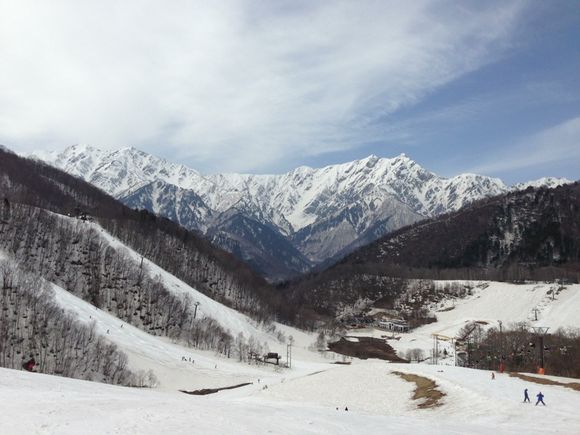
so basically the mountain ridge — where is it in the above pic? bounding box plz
[29,144,573,280]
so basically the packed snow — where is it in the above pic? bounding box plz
[3,220,580,433]
[2,359,579,434]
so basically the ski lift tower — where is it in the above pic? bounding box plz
[530,326,550,374]
[432,333,455,366]
[286,342,292,368]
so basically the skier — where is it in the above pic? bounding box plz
[344,406,348,411]
[491,372,495,380]
[536,392,546,406]
[22,358,36,372]
[523,388,530,403]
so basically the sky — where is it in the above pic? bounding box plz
[0,0,578,183]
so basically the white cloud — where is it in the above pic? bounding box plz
[469,116,580,175]
[0,0,526,171]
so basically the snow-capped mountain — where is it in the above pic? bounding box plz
[30,145,572,280]
[512,176,572,191]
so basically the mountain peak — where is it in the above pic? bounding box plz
[117,145,145,155]
[512,177,573,191]
[66,143,99,153]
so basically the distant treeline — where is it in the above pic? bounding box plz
[458,321,580,379]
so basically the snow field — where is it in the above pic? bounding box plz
[2,360,580,435]
[3,217,580,433]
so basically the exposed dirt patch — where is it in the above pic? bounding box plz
[179,382,252,395]
[509,373,580,392]
[328,337,407,362]
[392,371,445,409]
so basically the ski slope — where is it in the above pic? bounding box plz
[2,360,579,434]
[50,279,333,391]
[84,218,277,343]
[3,219,580,433]
[87,218,323,363]
[1,216,326,391]
[354,281,580,360]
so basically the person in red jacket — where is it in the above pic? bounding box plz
[22,358,36,372]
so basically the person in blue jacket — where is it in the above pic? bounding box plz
[523,388,530,403]
[536,392,546,406]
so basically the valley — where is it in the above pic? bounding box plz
[1,148,578,435]
[2,254,579,433]
[2,2,579,434]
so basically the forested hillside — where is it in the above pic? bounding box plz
[286,183,580,323]
[351,182,580,276]
[0,148,297,379]
[0,259,142,385]
[0,148,282,321]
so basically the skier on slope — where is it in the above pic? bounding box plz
[536,392,546,406]
[523,388,530,403]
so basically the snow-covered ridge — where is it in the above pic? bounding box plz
[28,145,574,268]
[512,176,572,191]
[30,145,571,230]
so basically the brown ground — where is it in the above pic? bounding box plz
[327,337,407,362]
[392,371,445,409]
[509,373,580,392]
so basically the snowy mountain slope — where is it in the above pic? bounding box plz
[1,148,278,319]
[513,177,572,191]
[3,359,580,434]
[0,211,320,390]
[202,154,512,233]
[120,181,314,279]
[120,179,214,232]
[30,145,574,278]
[345,182,580,275]
[74,218,279,342]
[37,144,212,197]
[291,194,424,262]
[49,279,311,391]
[207,210,313,279]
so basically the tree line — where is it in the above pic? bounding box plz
[0,202,238,360]
[457,321,580,378]
[0,259,150,385]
